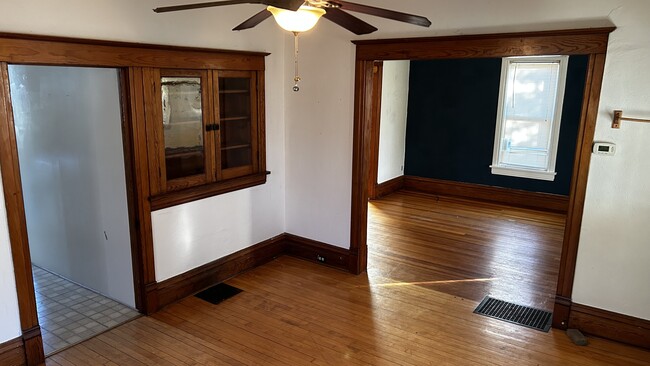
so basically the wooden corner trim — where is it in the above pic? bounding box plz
[149,234,286,312]
[569,303,650,349]
[553,295,572,329]
[373,176,405,199]
[284,233,352,272]
[403,176,569,213]
[0,337,25,366]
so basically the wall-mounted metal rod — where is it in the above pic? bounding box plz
[612,110,650,129]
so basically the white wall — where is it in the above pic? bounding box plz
[377,61,410,184]
[0,170,21,343]
[572,2,650,320]
[283,0,650,320]
[10,65,135,307]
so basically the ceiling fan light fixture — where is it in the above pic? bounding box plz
[267,5,326,33]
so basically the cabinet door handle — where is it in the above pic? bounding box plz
[206,124,220,131]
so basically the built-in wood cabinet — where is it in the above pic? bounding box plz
[144,62,266,209]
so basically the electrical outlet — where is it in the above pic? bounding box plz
[316,255,326,263]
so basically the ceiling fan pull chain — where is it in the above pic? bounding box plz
[293,31,301,92]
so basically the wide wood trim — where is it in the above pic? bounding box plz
[20,327,42,366]
[0,33,267,70]
[353,27,614,60]
[284,233,352,272]
[367,61,383,200]
[0,337,25,366]
[556,53,608,298]
[373,176,405,199]
[349,59,374,275]
[149,234,286,311]
[0,63,46,366]
[150,172,268,210]
[553,295,573,329]
[570,303,650,349]
[350,28,615,325]
[402,176,569,213]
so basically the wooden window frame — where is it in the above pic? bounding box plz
[0,32,268,366]
[351,27,615,330]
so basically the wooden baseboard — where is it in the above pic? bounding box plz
[0,337,25,366]
[284,233,351,272]
[148,234,286,312]
[373,176,405,199]
[403,176,569,213]
[569,303,650,349]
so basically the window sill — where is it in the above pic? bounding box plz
[490,166,556,181]
[150,172,268,211]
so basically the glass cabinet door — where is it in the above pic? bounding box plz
[216,71,258,179]
[159,70,212,188]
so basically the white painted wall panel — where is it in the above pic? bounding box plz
[0,169,21,343]
[377,61,410,184]
[572,3,650,320]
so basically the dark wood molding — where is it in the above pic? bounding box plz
[402,176,569,213]
[556,53,607,299]
[149,173,268,211]
[284,233,352,272]
[373,176,405,199]
[150,234,286,312]
[353,27,615,60]
[0,63,46,366]
[21,327,43,366]
[570,303,650,349]
[0,33,267,70]
[367,61,383,200]
[149,232,353,312]
[0,337,25,366]
[553,295,573,329]
[350,27,615,326]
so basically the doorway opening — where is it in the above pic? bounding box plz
[7,65,140,355]
[349,28,613,328]
[364,54,587,311]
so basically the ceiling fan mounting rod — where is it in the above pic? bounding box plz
[306,0,340,8]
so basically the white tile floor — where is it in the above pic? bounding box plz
[32,265,140,355]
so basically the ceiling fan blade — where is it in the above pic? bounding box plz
[329,1,432,28]
[322,8,377,35]
[233,9,272,31]
[153,0,303,13]
[154,0,262,13]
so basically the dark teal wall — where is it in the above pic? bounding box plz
[404,56,588,196]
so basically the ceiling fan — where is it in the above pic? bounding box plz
[153,0,432,35]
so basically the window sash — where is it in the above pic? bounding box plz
[491,56,568,181]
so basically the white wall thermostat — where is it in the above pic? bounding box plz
[593,142,616,155]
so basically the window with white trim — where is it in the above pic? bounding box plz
[491,56,569,181]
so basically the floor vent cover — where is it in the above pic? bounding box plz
[195,283,242,305]
[474,296,552,332]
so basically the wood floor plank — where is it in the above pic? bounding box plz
[50,192,650,365]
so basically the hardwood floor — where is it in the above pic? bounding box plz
[49,192,650,365]
[368,190,565,311]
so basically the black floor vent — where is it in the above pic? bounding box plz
[195,283,242,305]
[474,296,552,332]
